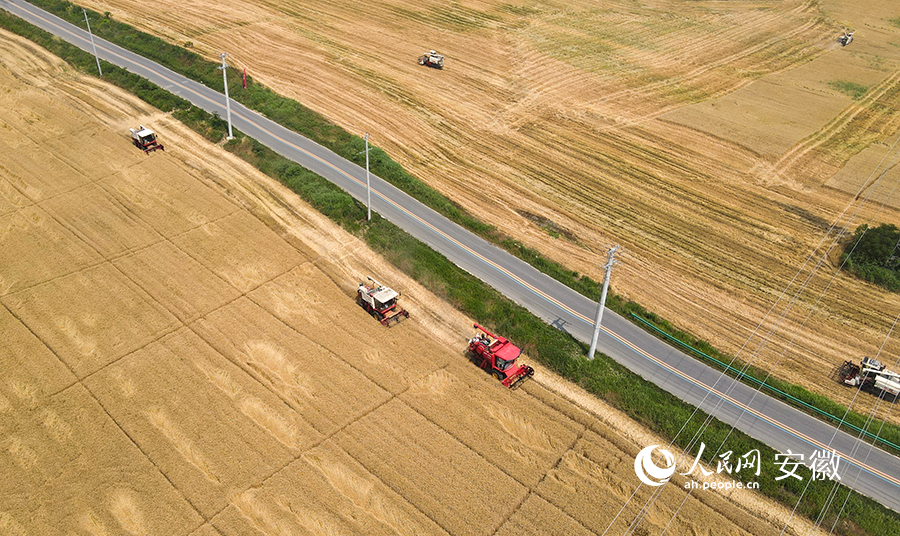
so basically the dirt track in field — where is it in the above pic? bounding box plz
[70,0,900,418]
[0,30,829,535]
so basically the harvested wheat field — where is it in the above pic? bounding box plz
[73,0,900,416]
[0,29,831,535]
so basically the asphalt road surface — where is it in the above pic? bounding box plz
[4,0,900,515]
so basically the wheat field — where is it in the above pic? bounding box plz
[0,29,832,535]
[68,0,900,412]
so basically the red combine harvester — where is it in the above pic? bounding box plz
[467,324,534,389]
[129,125,164,153]
[357,276,409,327]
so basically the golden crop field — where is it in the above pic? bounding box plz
[72,0,900,413]
[0,29,829,535]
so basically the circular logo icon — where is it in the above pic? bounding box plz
[635,445,676,486]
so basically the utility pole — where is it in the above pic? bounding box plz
[83,9,102,76]
[365,133,372,220]
[218,53,234,140]
[358,133,373,220]
[588,245,620,360]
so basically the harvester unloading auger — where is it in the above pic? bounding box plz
[357,277,409,327]
[467,324,534,389]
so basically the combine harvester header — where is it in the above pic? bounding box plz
[467,323,534,389]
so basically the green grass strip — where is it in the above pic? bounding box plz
[3,8,900,534]
[27,0,614,297]
[630,307,900,455]
[829,80,870,100]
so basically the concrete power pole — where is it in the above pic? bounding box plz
[83,9,102,76]
[358,133,374,220]
[218,53,234,140]
[365,133,372,220]
[587,245,620,360]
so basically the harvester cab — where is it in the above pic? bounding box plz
[129,125,164,153]
[357,276,410,327]
[418,50,444,69]
[467,323,534,389]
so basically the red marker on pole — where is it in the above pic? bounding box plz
[242,68,247,89]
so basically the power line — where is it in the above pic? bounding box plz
[612,130,900,535]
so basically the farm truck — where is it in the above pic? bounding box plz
[467,324,534,389]
[357,277,409,327]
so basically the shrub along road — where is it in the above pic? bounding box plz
[4,0,900,513]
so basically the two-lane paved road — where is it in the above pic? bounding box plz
[4,0,900,513]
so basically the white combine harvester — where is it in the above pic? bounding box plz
[417,50,444,69]
[838,30,854,46]
[129,125,164,153]
[357,276,409,327]
[836,357,900,400]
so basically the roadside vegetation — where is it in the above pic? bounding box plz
[3,7,900,534]
[843,223,900,291]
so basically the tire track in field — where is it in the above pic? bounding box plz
[487,422,591,536]
[628,7,788,71]
[588,17,824,110]
[34,127,349,527]
[334,395,598,536]
[209,377,447,534]
[1,297,208,528]
[504,1,826,134]
[224,346,588,535]
[774,69,900,178]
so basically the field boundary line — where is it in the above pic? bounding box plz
[490,424,596,536]
[205,379,433,529]
[1,255,108,301]
[1,300,208,530]
[775,69,900,175]
[243,291,398,397]
[0,143,194,380]
[2,165,188,381]
[398,393,604,535]
[315,391,472,536]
